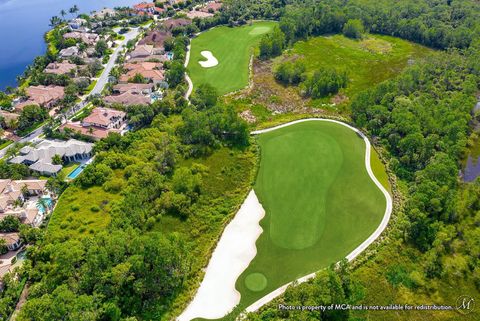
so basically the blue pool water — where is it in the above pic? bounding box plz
[0,0,139,90]
[37,196,52,214]
[68,164,87,179]
[167,52,174,60]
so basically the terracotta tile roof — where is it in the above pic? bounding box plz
[120,62,164,82]
[15,86,65,111]
[129,44,154,58]
[0,233,20,247]
[134,2,155,9]
[138,30,171,48]
[44,62,77,75]
[61,123,117,140]
[163,18,192,29]
[103,92,150,105]
[201,2,222,12]
[113,83,154,94]
[83,107,126,127]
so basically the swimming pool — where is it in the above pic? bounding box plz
[68,164,87,179]
[167,52,174,60]
[37,196,52,214]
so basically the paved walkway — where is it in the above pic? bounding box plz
[246,118,393,313]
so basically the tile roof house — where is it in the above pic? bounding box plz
[201,1,223,13]
[14,85,65,111]
[129,44,156,59]
[0,233,21,251]
[103,92,151,106]
[0,179,47,227]
[92,8,117,19]
[113,83,154,94]
[163,18,192,30]
[9,139,93,176]
[59,46,84,58]
[119,62,165,84]
[138,30,172,49]
[63,32,100,46]
[61,107,127,141]
[186,10,214,19]
[68,18,87,30]
[44,62,77,75]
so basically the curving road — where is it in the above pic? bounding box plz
[184,44,193,101]
[246,118,393,313]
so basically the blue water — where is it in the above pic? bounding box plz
[0,0,139,90]
[67,164,87,179]
[36,196,53,214]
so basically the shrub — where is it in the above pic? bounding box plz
[71,204,80,211]
[90,206,100,212]
[343,19,365,39]
[302,67,348,98]
[274,60,306,85]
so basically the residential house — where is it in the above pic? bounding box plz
[113,83,154,94]
[44,62,77,75]
[103,92,150,106]
[138,30,172,50]
[63,32,99,46]
[92,8,117,19]
[61,107,127,140]
[9,139,93,176]
[0,179,47,227]
[119,62,165,85]
[129,44,155,59]
[163,18,192,30]
[59,46,84,59]
[0,233,21,251]
[68,18,88,31]
[186,10,213,19]
[14,86,65,112]
[200,1,223,13]
[133,2,156,15]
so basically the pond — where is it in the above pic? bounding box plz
[0,0,139,90]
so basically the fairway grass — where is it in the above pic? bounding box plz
[236,121,387,307]
[187,21,277,95]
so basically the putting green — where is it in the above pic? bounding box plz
[187,21,277,95]
[235,120,387,308]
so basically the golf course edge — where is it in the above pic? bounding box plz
[245,118,393,313]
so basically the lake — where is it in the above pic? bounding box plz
[0,0,139,90]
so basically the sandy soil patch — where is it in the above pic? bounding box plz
[198,50,218,68]
[177,190,265,321]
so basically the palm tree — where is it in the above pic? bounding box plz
[36,198,50,214]
[60,9,67,21]
[49,16,61,27]
[69,5,79,17]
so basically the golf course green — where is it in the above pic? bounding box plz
[236,120,387,307]
[187,21,277,95]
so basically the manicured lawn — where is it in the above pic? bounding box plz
[187,21,277,95]
[59,162,80,178]
[370,148,391,193]
[275,34,433,101]
[235,121,387,308]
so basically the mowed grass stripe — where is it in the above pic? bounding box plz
[187,21,276,95]
[236,121,387,307]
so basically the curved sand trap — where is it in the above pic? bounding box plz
[198,50,218,68]
[177,190,265,321]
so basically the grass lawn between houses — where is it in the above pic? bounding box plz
[187,21,277,95]
[233,120,387,310]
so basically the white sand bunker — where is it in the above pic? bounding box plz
[198,50,218,68]
[177,190,265,321]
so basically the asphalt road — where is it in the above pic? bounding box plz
[0,26,144,159]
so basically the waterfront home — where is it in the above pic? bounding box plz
[92,8,117,19]
[9,139,93,176]
[0,233,21,251]
[63,32,99,46]
[61,107,127,140]
[14,86,65,112]
[59,46,84,59]
[44,62,77,75]
[133,2,158,16]
[103,92,150,106]
[68,18,88,31]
